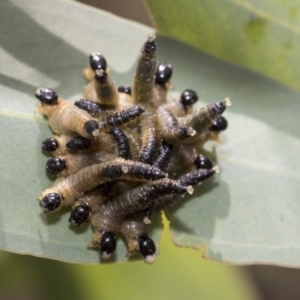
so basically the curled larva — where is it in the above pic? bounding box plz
[157,105,196,142]
[89,178,191,255]
[178,97,231,136]
[35,88,100,138]
[39,159,167,212]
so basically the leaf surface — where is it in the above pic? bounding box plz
[0,0,299,266]
[145,0,300,91]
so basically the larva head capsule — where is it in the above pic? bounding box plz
[69,204,91,227]
[89,53,107,72]
[180,89,199,107]
[99,232,117,259]
[139,236,156,264]
[118,85,132,95]
[35,88,58,105]
[194,155,213,170]
[155,63,173,85]
[41,137,59,152]
[210,116,228,132]
[40,193,62,213]
[45,157,67,175]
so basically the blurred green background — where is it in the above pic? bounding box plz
[1,1,300,299]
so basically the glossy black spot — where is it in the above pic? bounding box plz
[89,53,107,71]
[210,116,228,131]
[139,236,156,258]
[41,138,58,152]
[83,120,99,135]
[194,155,213,170]
[69,204,91,227]
[35,88,58,105]
[45,157,67,175]
[66,136,92,151]
[40,193,61,213]
[99,232,117,257]
[155,63,173,85]
[180,89,198,106]
[117,85,131,95]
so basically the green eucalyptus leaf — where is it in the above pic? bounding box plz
[145,0,300,91]
[0,0,299,266]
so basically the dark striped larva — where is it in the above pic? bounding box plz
[36,34,230,264]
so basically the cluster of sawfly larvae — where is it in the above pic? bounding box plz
[35,34,230,264]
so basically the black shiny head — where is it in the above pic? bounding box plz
[194,155,213,170]
[45,157,67,175]
[40,193,61,213]
[117,85,132,95]
[180,89,198,106]
[99,232,117,258]
[89,53,107,71]
[155,63,173,85]
[41,138,59,152]
[83,120,99,136]
[69,204,91,227]
[35,88,58,105]
[139,236,156,263]
[210,116,228,131]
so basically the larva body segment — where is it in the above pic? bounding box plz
[132,34,157,106]
[122,127,141,161]
[99,106,145,129]
[74,99,115,118]
[139,107,161,164]
[94,69,119,105]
